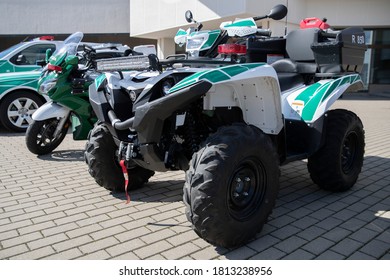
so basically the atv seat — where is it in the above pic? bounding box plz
[271,28,321,91]
[271,59,304,92]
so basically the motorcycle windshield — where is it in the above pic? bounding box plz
[48,32,84,66]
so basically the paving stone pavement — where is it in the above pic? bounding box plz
[0,94,389,260]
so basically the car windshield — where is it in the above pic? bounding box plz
[51,32,84,58]
[0,42,25,59]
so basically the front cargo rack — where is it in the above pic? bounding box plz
[96,55,152,72]
[96,53,239,73]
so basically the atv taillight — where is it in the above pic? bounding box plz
[218,44,247,55]
[47,64,62,72]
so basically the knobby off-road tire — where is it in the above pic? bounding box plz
[84,123,154,192]
[183,124,280,248]
[25,118,69,155]
[308,109,365,192]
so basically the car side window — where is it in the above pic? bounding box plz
[10,44,56,65]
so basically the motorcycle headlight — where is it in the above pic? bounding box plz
[39,79,58,94]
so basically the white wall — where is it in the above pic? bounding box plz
[0,0,130,35]
[130,0,248,39]
[306,0,390,27]
[130,0,390,57]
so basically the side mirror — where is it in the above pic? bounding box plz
[16,54,27,65]
[36,60,47,67]
[267,4,288,20]
[185,10,193,23]
[45,48,53,63]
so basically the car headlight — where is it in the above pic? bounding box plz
[39,79,57,94]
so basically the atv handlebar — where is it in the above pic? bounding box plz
[108,110,134,130]
[256,29,272,37]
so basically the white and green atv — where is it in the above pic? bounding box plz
[85,9,366,248]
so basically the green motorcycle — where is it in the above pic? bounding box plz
[25,32,126,155]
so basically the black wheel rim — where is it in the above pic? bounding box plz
[341,131,358,174]
[227,158,267,221]
[37,119,61,147]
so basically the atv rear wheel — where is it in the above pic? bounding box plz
[308,109,365,192]
[25,118,69,155]
[183,124,280,248]
[84,123,154,192]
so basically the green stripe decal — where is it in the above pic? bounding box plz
[201,70,230,83]
[224,19,256,28]
[176,29,187,36]
[94,74,106,88]
[295,74,361,122]
[168,63,265,93]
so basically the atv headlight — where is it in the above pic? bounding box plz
[187,37,206,50]
[39,79,57,94]
[162,78,175,95]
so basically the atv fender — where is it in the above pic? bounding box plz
[204,77,283,135]
[32,101,70,121]
[283,74,364,123]
[168,64,284,135]
[133,80,212,143]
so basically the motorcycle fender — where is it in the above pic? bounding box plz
[32,102,71,121]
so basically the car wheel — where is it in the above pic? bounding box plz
[0,91,44,132]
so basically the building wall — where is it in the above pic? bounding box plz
[130,0,390,58]
[0,0,130,35]
[0,0,156,52]
[306,0,390,28]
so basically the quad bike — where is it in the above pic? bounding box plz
[25,32,137,155]
[80,4,288,191]
[84,7,366,247]
[173,4,287,61]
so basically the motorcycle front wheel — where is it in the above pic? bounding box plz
[25,118,70,155]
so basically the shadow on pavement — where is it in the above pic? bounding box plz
[37,149,85,162]
[111,179,185,203]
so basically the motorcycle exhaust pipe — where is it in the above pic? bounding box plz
[108,110,134,130]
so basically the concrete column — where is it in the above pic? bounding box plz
[157,37,176,59]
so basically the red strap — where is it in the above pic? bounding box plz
[119,160,131,204]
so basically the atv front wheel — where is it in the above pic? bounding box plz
[183,124,280,248]
[308,109,365,192]
[25,118,69,155]
[84,123,154,192]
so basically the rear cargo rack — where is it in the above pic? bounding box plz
[311,27,367,73]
